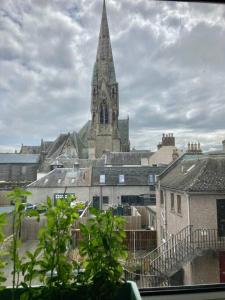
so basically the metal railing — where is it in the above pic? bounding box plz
[125,226,225,288]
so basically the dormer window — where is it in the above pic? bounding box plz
[119,174,125,184]
[100,174,105,184]
[148,174,156,185]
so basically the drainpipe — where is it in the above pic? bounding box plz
[164,190,168,241]
[187,193,191,233]
[186,193,190,226]
[100,185,103,210]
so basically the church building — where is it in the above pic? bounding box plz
[20,0,130,168]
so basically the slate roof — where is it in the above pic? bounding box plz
[92,165,165,186]
[28,167,91,188]
[104,151,152,166]
[0,154,40,164]
[160,154,225,193]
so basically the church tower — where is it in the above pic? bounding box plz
[88,0,121,159]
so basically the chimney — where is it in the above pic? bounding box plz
[222,140,225,152]
[186,141,202,153]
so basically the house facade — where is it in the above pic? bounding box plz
[27,165,165,211]
[156,153,225,285]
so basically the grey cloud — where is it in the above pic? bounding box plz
[0,0,225,153]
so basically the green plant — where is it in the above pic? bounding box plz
[38,196,81,289]
[79,208,127,300]
[7,189,31,292]
[20,247,42,300]
[0,213,7,287]
[7,188,39,299]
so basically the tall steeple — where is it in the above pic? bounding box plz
[93,0,116,84]
[88,0,121,159]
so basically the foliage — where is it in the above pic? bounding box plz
[38,196,81,288]
[0,213,7,287]
[7,188,39,299]
[0,188,129,299]
[79,208,127,300]
[7,188,32,291]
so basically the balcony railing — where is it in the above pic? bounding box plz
[125,226,225,288]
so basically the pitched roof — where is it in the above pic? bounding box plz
[0,154,40,164]
[160,154,225,193]
[104,151,152,166]
[92,165,165,186]
[28,167,91,188]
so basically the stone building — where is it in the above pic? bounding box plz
[20,0,129,168]
[0,153,39,190]
[0,153,40,204]
[155,152,225,285]
[88,0,130,158]
[27,164,165,210]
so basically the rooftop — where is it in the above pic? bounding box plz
[0,154,40,164]
[160,153,225,193]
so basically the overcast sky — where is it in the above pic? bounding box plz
[0,0,225,152]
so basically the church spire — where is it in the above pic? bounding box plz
[88,0,121,159]
[93,0,116,84]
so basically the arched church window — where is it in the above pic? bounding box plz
[105,106,108,124]
[92,112,95,122]
[100,104,104,124]
[93,88,96,96]
[100,103,108,124]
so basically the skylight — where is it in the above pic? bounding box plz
[119,174,125,184]
[100,174,105,184]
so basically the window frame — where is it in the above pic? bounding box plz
[99,174,106,184]
[170,193,175,211]
[118,174,125,184]
[177,194,182,214]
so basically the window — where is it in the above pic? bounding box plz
[71,178,75,184]
[103,196,109,204]
[148,174,156,185]
[57,178,62,184]
[54,193,75,204]
[160,190,164,205]
[118,174,125,184]
[100,103,108,124]
[44,178,48,184]
[177,195,181,214]
[93,196,100,209]
[99,174,105,184]
[171,193,174,210]
[121,195,143,206]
